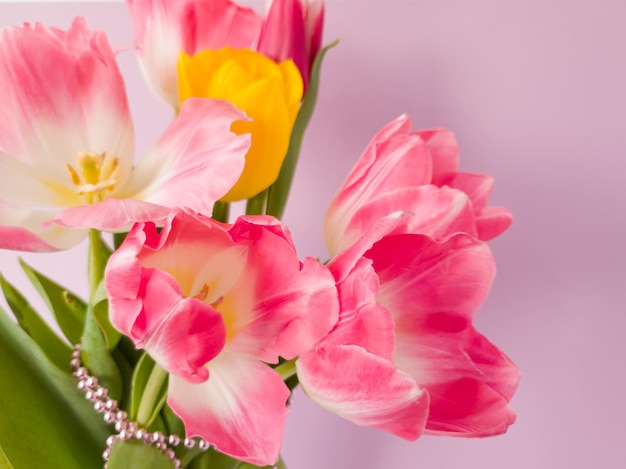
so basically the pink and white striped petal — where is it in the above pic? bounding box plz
[106,221,226,382]
[0,18,133,174]
[371,233,496,324]
[118,98,249,216]
[168,351,289,466]
[325,116,432,253]
[368,233,519,435]
[297,345,429,440]
[326,256,395,360]
[395,326,519,436]
[0,202,86,251]
[225,215,339,362]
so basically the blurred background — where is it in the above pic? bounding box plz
[0,1,624,468]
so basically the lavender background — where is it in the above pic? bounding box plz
[0,1,625,468]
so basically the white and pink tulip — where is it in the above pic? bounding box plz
[0,18,249,251]
[105,209,339,465]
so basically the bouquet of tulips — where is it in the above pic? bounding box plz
[0,1,520,468]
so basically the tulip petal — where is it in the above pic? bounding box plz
[396,326,519,436]
[127,0,262,106]
[0,18,133,175]
[417,128,459,185]
[119,98,249,214]
[106,221,226,382]
[475,206,513,241]
[258,0,309,87]
[371,233,495,323]
[137,269,225,383]
[297,345,429,440]
[168,351,289,466]
[368,233,519,435]
[0,206,84,252]
[50,198,171,231]
[227,216,338,361]
[327,256,395,360]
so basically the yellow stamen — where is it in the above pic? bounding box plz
[66,151,120,204]
[193,284,209,302]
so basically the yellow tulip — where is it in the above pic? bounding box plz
[178,47,303,202]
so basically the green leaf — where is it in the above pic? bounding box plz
[162,404,185,438]
[111,349,133,411]
[81,306,123,400]
[0,274,71,370]
[0,446,14,469]
[19,258,87,344]
[107,440,175,469]
[188,448,240,469]
[130,353,168,427]
[0,305,109,468]
[113,231,129,250]
[187,449,286,469]
[266,39,339,220]
[237,459,286,469]
[93,280,122,350]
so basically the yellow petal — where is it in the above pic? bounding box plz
[177,47,304,201]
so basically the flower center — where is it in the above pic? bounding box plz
[66,151,120,204]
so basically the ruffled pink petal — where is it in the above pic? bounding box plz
[446,172,494,211]
[325,118,433,253]
[168,351,289,466]
[348,186,477,249]
[367,233,519,435]
[138,269,225,383]
[371,233,496,324]
[106,220,226,382]
[0,201,87,251]
[49,198,171,231]
[297,345,429,440]
[416,128,459,185]
[475,206,513,241]
[326,256,395,360]
[329,115,425,196]
[127,0,261,106]
[118,98,249,215]
[227,216,339,362]
[396,325,519,436]
[0,18,133,174]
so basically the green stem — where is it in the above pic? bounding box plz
[213,201,230,223]
[245,189,268,215]
[136,364,168,426]
[88,229,106,303]
[274,358,298,381]
[266,40,339,220]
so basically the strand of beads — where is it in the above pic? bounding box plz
[71,344,210,468]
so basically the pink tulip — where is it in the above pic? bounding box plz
[0,18,249,251]
[126,0,263,106]
[258,0,324,91]
[325,115,512,256]
[319,117,520,436]
[105,209,339,465]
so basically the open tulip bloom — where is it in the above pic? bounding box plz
[0,2,519,469]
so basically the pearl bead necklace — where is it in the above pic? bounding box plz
[70,344,210,468]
